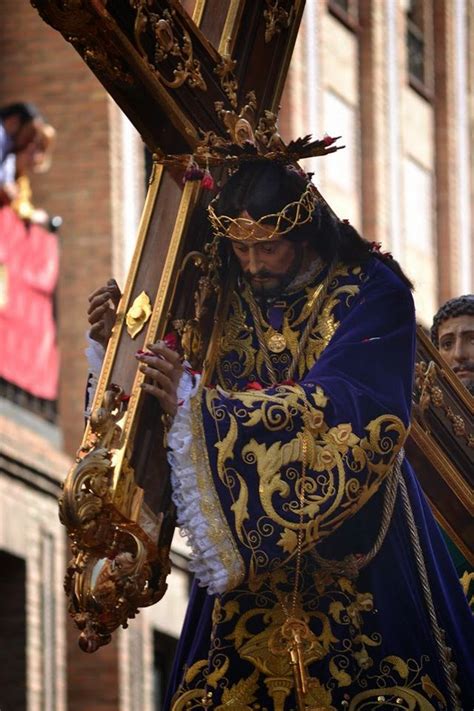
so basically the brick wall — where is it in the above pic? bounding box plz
[0,1,114,456]
[0,3,120,709]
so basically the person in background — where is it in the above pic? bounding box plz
[11,122,56,226]
[431,294,474,395]
[0,102,43,206]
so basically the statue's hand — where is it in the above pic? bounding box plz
[87,279,122,348]
[135,341,183,417]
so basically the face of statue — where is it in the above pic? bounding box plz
[438,314,474,391]
[227,212,305,297]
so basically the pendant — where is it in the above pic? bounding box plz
[267,331,287,353]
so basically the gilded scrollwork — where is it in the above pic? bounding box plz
[210,384,405,562]
[59,385,127,551]
[172,561,445,709]
[215,91,258,147]
[263,0,295,44]
[214,55,238,109]
[173,242,222,368]
[64,530,170,653]
[131,3,207,91]
[59,447,114,549]
[216,266,362,388]
[58,381,169,651]
[414,359,472,447]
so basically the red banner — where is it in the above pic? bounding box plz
[0,206,59,400]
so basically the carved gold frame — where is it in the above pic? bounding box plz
[59,167,202,650]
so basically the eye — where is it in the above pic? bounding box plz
[261,245,276,254]
[232,243,247,253]
[440,339,453,350]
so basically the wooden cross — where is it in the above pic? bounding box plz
[30,0,306,651]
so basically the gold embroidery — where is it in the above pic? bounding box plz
[216,291,255,386]
[190,388,245,589]
[215,265,363,387]
[215,669,259,710]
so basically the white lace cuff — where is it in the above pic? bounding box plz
[168,372,242,595]
[85,333,105,375]
[84,333,105,418]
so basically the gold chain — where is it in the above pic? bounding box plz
[268,430,327,710]
[245,262,338,384]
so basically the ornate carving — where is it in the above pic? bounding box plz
[59,385,127,550]
[83,46,134,86]
[87,384,126,451]
[59,448,114,549]
[65,530,170,653]
[173,241,221,369]
[59,378,169,651]
[215,91,258,146]
[214,55,238,108]
[126,290,152,338]
[132,3,206,90]
[263,0,294,44]
[31,1,134,87]
[414,360,472,447]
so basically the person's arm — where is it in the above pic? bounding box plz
[168,268,416,594]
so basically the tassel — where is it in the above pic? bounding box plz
[201,163,215,190]
[183,156,204,184]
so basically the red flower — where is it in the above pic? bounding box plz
[322,134,338,146]
[245,380,263,390]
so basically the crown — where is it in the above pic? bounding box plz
[155,92,344,241]
[155,91,344,171]
[207,181,320,241]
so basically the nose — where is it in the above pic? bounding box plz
[247,247,261,275]
[452,336,467,364]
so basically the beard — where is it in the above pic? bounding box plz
[244,243,304,298]
[453,363,474,393]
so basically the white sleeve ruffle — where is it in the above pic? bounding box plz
[84,334,105,418]
[167,372,232,595]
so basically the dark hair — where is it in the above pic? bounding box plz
[0,102,41,125]
[215,161,413,289]
[431,294,474,347]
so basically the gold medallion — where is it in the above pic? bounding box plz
[267,331,287,353]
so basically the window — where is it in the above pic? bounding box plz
[153,630,178,710]
[327,0,358,29]
[406,0,433,97]
[0,552,27,710]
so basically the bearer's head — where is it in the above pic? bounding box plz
[0,102,43,154]
[431,295,474,393]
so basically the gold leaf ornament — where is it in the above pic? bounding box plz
[216,668,259,710]
[126,291,152,338]
[230,472,250,541]
[277,527,298,554]
[383,655,410,679]
[328,658,352,688]
[420,674,447,706]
